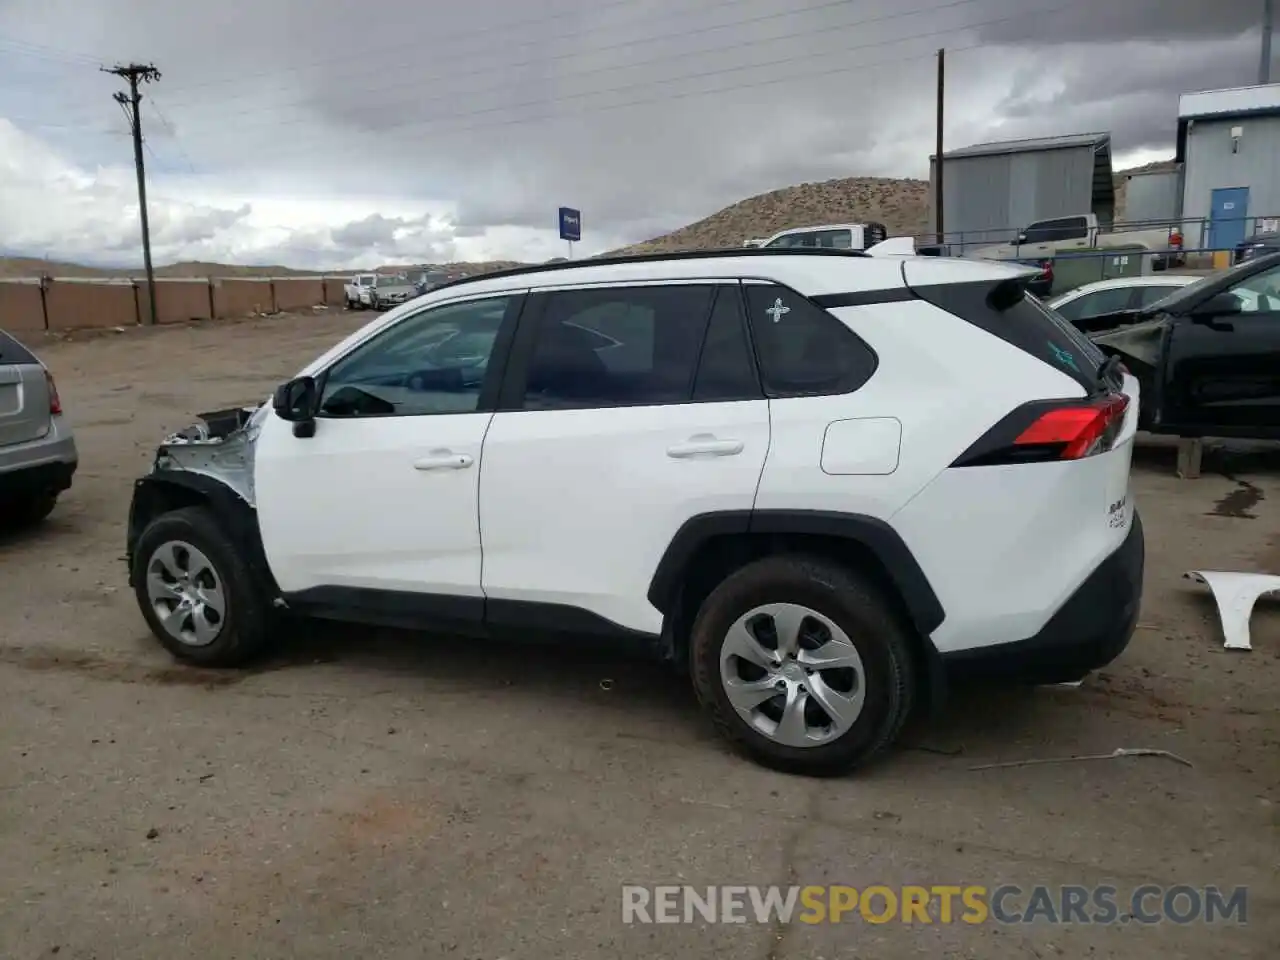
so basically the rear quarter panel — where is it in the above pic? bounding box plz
[754,298,1085,522]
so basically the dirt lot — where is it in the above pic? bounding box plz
[1,310,1278,959]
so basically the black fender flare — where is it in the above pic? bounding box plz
[646,509,945,638]
[126,472,279,597]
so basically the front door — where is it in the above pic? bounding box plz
[1162,261,1280,439]
[1209,187,1250,250]
[478,281,770,636]
[254,292,525,613]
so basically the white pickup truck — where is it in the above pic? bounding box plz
[966,213,1185,267]
[343,274,378,310]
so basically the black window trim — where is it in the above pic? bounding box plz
[496,278,755,413]
[313,290,528,420]
[740,277,880,399]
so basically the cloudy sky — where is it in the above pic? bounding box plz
[0,0,1273,269]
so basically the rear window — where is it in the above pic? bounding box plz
[913,280,1103,390]
[0,331,38,365]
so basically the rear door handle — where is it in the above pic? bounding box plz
[413,451,474,471]
[666,436,744,459]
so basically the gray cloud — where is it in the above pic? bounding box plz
[0,0,1275,262]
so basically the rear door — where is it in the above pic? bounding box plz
[0,333,51,448]
[478,281,769,636]
[1160,261,1280,438]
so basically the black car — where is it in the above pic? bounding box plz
[1233,230,1280,264]
[1085,251,1280,438]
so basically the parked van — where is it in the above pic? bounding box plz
[756,222,889,252]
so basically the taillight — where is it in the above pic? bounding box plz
[45,369,62,415]
[1168,228,1183,249]
[952,394,1129,467]
[1041,259,1054,282]
[1013,395,1129,460]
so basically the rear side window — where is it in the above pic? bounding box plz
[1135,285,1184,308]
[1024,217,1089,243]
[743,284,877,397]
[913,281,1104,390]
[520,285,714,410]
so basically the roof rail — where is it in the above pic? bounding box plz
[426,246,872,295]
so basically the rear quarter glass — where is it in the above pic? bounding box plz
[911,279,1103,391]
[0,331,39,365]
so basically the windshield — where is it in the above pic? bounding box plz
[359,275,376,285]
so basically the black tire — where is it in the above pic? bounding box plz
[131,505,272,667]
[689,555,916,777]
[2,491,57,530]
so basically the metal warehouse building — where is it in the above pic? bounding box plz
[928,132,1116,246]
[1178,83,1280,250]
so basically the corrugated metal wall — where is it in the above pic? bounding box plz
[1122,171,1182,223]
[929,146,1096,244]
[1182,115,1280,245]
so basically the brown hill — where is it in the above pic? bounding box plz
[613,160,1179,255]
[614,176,931,255]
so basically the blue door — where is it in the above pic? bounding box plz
[1209,187,1250,250]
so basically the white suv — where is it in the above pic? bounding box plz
[126,248,1144,776]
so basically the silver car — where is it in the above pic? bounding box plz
[0,330,77,526]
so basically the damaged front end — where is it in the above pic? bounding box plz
[151,402,270,506]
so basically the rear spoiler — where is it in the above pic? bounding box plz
[864,237,918,257]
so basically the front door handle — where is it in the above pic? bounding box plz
[666,435,744,459]
[414,450,474,471]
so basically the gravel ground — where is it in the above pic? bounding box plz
[1,309,1277,959]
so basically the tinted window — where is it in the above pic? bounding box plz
[318,295,515,417]
[815,230,854,249]
[1023,217,1089,243]
[693,287,760,402]
[521,285,714,409]
[743,284,877,396]
[1054,287,1134,322]
[915,283,1103,390]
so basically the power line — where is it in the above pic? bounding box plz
[0,33,102,67]
[147,97,199,175]
[185,0,1098,167]
[102,62,162,327]
[160,0,763,100]
[160,0,989,135]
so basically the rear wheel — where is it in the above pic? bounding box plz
[132,506,272,667]
[690,555,915,776]
[2,491,57,529]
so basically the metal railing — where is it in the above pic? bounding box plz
[1016,245,1245,298]
[920,214,1280,257]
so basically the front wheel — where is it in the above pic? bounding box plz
[131,506,272,667]
[690,555,916,776]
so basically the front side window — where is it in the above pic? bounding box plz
[318,295,516,417]
[521,285,715,410]
[1224,263,1280,313]
[1054,287,1134,323]
[743,284,877,396]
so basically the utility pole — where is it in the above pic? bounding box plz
[102,62,161,325]
[934,48,945,245]
[1262,0,1274,85]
